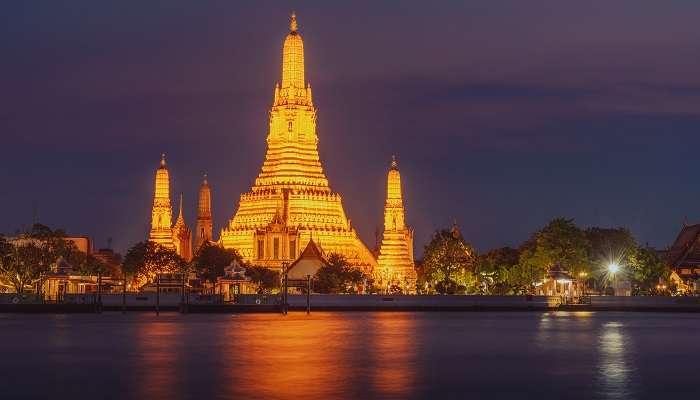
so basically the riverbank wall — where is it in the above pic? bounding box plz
[4,294,700,313]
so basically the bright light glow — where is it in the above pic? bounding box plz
[608,263,620,274]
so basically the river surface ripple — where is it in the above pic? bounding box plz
[0,311,697,399]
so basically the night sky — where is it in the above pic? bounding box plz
[2,1,700,256]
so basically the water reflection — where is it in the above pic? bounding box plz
[135,315,182,399]
[369,313,416,399]
[222,313,357,398]
[597,322,633,399]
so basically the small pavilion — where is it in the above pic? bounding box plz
[535,263,581,301]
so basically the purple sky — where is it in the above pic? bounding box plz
[2,1,700,255]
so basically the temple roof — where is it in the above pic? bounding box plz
[289,239,326,267]
[287,239,328,278]
[666,223,700,268]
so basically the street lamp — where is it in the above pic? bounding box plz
[607,263,620,296]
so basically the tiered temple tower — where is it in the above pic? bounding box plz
[149,154,175,250]
[148,154,192,260]
[377,156,417,292]
[220,13,377,271]
[173,194,192,261]
[195,174,213,251]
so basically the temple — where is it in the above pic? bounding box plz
[195,174,213,251]
[219,13,377,271]
[376,156,417,292]
[148,154,192,260]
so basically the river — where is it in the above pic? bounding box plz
[0,311,698,399]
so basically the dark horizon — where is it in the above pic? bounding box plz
[2,1,700,255]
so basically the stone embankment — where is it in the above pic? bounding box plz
[3,294,700,313]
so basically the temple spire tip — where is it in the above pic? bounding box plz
[290,11,298,32]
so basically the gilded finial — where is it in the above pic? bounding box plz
[290,11,298,32]
[451,219,460,238]
[203,173,208,185]
[160,153,166,167]
[178,193,184,220]
[391,155,398,170]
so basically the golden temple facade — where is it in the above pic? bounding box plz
[220,13,377,271]
[377,156,417,292]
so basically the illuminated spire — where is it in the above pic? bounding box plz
[154,154,170,200]
[149,154,174,249]
[175,193,185,224]
[385,155,404,228]
[387,156,403,204]
[290,11,298,32]
[282,12,304,89]
[377,155,416,292]
[196,173,213,250]
[198,174,211,218]
[172,193,192,261]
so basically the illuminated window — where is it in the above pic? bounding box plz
[257,239,265,259]
[273,238,280,259]
[290,239,296,259]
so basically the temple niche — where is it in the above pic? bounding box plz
[219,13,377,272]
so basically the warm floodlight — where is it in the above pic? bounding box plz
[608,263,620,274]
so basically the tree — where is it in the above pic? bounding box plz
[420,228,477,294]
[75,254,109,276]
[245,266,279,294]
[190,242,243,283]
[519,218,590,279]
[122,241,186,287]
[0,242,45,294]
[314,253,366,294]
[476,247,520,294]
[628,247,669,295]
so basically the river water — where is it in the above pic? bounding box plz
[0,311,697,399]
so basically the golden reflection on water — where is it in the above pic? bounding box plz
[536,311,595,351]
[223,313,356,399]
[598,322,632,400]
[216,312,417,399]
[136,316,182,399]
[369,313,415,399]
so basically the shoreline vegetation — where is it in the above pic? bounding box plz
[0,218,685,303]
